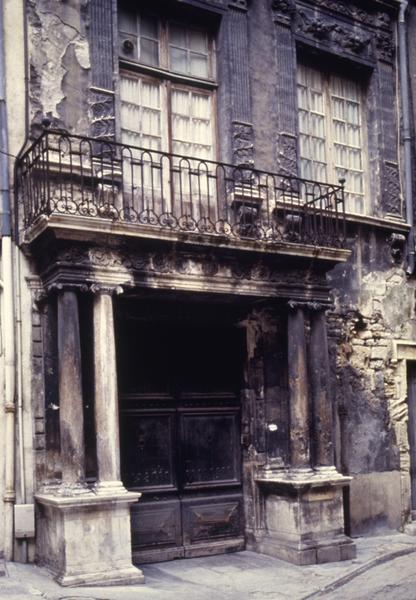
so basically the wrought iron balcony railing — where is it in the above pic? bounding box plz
[16,130,346,249]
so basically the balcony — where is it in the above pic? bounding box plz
[17,130,346,255]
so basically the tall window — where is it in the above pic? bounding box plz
[118,11,215,160]
[297,63,366,214]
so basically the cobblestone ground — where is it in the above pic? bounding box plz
[0,534,416,600]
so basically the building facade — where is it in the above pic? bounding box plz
[1,0,416,586]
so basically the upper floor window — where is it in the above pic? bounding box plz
[118,10,216,162]
[118,11,215,80]
[297,63,366,214]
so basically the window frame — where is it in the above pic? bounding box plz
[296,61,369,215]
[118,11,218,162]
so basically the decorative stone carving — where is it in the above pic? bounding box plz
[272,0,296,25]
[276,134,297,178]
[50,246,329,292]
[382,162,402,216]
[90,283,123,295]
[375,31,395,63]
[89,89,115,140]
[295,8,374,62]
[288,300,325,311]
[232,121,254,168]
[229,0,248,9]
[298,0,392,32]
[388,233,406,264]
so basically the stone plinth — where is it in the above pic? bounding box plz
[35,491,144,586]
[252,469,356,565]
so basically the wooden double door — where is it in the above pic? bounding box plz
[118,310,245,563]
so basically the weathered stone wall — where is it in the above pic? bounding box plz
[27,0,91,135]
[20,0,416,545]
[328,226,416,533]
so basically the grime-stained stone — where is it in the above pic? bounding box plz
[310,310,334,469]
[287,306,311,470]
[92,287,126,494]
[56,290,85,488]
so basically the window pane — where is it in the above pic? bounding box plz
[140,38,159,66]
[119,10,137,34]
[120,75,162,148]
[190,53,208,78]
[191,93,211,119]
[170,47,188,73]
[189,29,207,52]
[140,15,158,40]
[141,81,160,108]
[172,89,190,115]
[170,23,187,48]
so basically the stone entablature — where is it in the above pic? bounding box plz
[33,241,344,306]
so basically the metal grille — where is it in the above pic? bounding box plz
[16,130,346,248]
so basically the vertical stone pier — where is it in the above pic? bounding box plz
[57,290,86,489]
[35,284,144,586]
[92,286,125,494]
[310,309,336,471]
[287,305,311,472]
[254,302,356,565]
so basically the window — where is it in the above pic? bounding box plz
[297,63,366,214]
[118,10,217,224]
[119,11,215,159]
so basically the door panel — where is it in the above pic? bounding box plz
[118,313,245,563]
[130,499,182,549]
[181,494,243,545]
[180,411,241,488]
[121,409,177,490]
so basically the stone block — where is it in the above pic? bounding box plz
[317,545,340,563]
[371,346,388,360]
[35,492,144,586]
[255,472,355,565]
[349,471,402,535]
[340,542,357,560]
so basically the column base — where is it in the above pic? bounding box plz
[253,468,356,565]
[35,491,144,587]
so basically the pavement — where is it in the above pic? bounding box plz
[1,533,416,600]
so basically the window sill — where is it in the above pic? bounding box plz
[344,211,409,233]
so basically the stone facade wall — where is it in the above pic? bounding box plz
[17,0,416,549]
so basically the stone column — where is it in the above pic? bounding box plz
[92,284,125,494]
[287,303,311,471]
[57,289,86,489]
[310,309,336,470]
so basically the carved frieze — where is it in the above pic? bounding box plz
[47,246,329,299]
[297,0,393,32]
[288,1,395,64]
[295,8,375,62]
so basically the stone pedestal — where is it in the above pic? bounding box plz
[35,491,144,586]
[253,470,356,565]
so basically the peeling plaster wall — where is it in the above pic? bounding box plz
[328,228,416,533]
[28,0,91,135]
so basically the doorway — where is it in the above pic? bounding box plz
[117,298,246,564]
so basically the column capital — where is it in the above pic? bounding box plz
[90,283,123,296]
[288,300,326,311]
[46,282,90,295]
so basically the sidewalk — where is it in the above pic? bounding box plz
[1,532,416,600]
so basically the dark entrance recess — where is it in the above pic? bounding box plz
[116,297,246,564]
[407,361,416,518]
